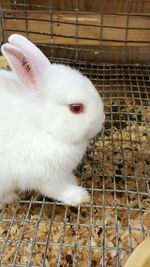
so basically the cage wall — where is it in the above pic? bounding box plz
[0,1,150,267]
[1,0,150,64]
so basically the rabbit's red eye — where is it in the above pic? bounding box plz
[69,103,84,114]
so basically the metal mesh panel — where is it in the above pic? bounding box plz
[0,0,150,63]
[0,63,149,266]
[0,0,150,266]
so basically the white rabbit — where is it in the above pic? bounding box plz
[0,34,105,206]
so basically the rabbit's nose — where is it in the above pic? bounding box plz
[100,112,105,124]
[102,112,105,122]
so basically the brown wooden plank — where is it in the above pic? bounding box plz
[2,0,150,14]
[1,43,150,65]
[2,11,150,46]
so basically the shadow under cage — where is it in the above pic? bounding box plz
[0,0,150,266]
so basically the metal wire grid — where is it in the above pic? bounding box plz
[0,0,150,64]
[0,0,150,266]
[0,64,149,266]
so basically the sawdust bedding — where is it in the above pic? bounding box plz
[0,65,149,266]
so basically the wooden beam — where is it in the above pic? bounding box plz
[2,0,150,14]
[1,11,150,46]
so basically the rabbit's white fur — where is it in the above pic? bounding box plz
[0,34,105,205]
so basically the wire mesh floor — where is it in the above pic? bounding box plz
[0,63,150,267]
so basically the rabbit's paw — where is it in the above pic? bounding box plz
[1,192,18,203]
[60,186,90,206]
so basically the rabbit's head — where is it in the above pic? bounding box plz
[1,34,105,144]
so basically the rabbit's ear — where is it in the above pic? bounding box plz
[1,35,50,92]
[8,34,50,68]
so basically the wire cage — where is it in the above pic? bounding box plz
[0,1,150,266]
